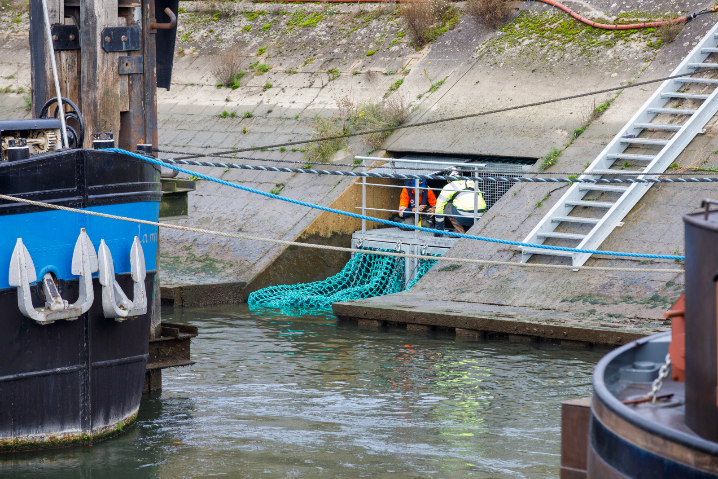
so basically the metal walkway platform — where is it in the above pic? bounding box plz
[351,227,458,287]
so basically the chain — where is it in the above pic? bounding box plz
[153,157,718,184]
[647,353,672,404]
[153,154,718,176]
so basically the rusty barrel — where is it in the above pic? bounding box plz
[684,199,718,441]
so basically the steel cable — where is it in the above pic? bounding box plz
[154,157,718,183]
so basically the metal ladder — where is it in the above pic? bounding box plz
[520,22,718,266]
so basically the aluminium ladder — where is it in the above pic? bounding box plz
[520,21,718,266]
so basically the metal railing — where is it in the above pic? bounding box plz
[355,156,527,236]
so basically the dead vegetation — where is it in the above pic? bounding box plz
[211,47,244,87]
[304,94,410,163]
[399,0,453,46]
[659,14,681,44]
[352,96,409,149]
[465,0,513,28]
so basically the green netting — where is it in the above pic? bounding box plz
[247,248,441,312]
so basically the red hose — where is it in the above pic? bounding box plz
[536,0,691,30]
[251,0,709,31]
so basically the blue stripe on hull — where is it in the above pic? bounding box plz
[0,202,159,289]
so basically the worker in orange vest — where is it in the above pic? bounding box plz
[398,179,436,227]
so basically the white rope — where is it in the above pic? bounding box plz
[0,193,684,274]
[40,0,69,149]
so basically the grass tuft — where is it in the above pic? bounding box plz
[539,144,561,171]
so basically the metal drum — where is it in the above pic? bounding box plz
[684,199,718,441]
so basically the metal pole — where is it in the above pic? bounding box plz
[40,0,69,149]
[473,167,478,226]
[414,178,419,238]
[361,158,366,233]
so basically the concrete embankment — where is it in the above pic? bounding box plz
[153,1,491,302]
[334,0,718,347]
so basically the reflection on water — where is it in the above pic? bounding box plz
[1,305,604,478]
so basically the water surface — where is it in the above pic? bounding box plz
[2,305,604,478]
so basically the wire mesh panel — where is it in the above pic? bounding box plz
[474,161,526,209]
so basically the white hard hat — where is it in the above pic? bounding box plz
[448,167,461,178]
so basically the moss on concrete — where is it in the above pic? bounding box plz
[489,11,671,63]
[561,292,681,310]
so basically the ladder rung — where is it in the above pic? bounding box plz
[521,247,575,257]
[565,200,615,208]
[536,232,587,240]
[633,123,683,131]
[578,185,629,193]
[606,153,655,161]
[673,77,718,84]
[687,62,718,69]
[647,108,696,115]
[551,216,601,224]
[701,47,718,53]
[660,92,710,100]
[620,138,669,146]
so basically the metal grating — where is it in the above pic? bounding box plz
[469,161,526,210]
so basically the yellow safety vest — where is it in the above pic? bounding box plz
[435,179,486,216]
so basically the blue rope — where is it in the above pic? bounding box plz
[110,148,685,261]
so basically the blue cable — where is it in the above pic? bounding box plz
[111,148,685,261]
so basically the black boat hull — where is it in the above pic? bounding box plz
[0,149,160,450]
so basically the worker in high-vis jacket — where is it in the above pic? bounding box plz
[435,168,486,235]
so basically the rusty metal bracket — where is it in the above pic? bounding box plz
[51,24,79,50]
[147,322,198,369]
[101,26,141,52]
[150,8,176,33]
[119,56,143,75]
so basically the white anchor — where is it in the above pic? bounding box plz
[98,236,147,321]
[9,228,98,325]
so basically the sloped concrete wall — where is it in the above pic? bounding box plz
[353,13,718,333]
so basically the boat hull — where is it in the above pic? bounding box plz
[0,149,160,450]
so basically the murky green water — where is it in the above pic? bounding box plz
[1,305,604,478]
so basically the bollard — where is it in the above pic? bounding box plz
[136,143,154,157]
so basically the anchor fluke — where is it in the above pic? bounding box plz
[98,237,147,320]
[9,229,98,325]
